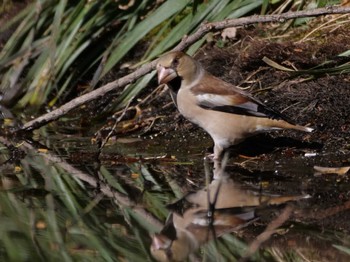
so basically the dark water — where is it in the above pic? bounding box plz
[0,124,350,261]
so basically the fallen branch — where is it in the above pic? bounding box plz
[21,6,350,131]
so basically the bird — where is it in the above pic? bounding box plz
[150,207,255,262]
[151,174,310,261]
[156,51,313,160]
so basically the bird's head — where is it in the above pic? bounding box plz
[156,51,200,91]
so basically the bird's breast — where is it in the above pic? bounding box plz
[176,89,261,145]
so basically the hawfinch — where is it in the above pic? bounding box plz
[156,51,313,159]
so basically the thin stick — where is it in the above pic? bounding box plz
[21,6,350,131]
[99,98,133,149]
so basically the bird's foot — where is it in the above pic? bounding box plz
[204,153,222,162]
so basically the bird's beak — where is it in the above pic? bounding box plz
[157,66,177,85]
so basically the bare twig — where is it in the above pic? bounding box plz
[21,59,158,131]
[173,6,350,52]
[99,98,133,149]
[21,6,350,131]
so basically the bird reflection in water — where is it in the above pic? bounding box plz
[150,162,310,262]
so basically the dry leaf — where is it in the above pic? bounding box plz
[313,165,350,176]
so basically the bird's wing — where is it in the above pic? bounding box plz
[191,73,292,122]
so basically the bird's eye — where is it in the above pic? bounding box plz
[172,57,179,68]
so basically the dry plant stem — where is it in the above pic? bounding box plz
[241,205,294,261]
[21,6,350,131]
[99,98,133,150]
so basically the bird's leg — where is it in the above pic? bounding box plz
[213,144,224,160]
[213,150,231,179]
[203,154,222,179]
[211,144,224,179]
[204,144,225,161]
[213,159,222,180]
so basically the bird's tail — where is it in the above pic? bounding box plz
[290,124,314,133]
[259,119,314,133]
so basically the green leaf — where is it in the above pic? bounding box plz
[333,245,350,255]
[102,0,190,75]
[338,49,350,57]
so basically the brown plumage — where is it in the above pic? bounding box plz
[157,51,313,159]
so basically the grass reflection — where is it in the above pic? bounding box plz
[1,136,350,261]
